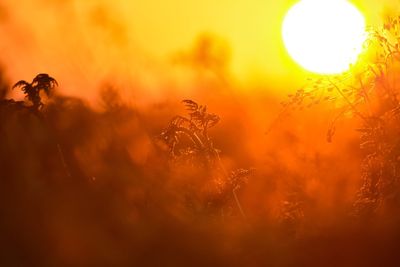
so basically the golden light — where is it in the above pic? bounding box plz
[282,0,366,74]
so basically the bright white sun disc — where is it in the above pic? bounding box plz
[282,0,366,74]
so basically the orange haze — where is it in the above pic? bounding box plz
[1,1,400,266]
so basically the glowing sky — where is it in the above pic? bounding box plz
[108,0,388,79]
[0,0,397,100]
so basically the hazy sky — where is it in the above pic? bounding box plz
[0,0,398,100]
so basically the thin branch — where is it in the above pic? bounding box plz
[328,79,367,121]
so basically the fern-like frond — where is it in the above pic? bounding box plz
[12,80,30,90]
[205,113,220,128]
[32,73,58,96]
[182,99,198,112]
[12,74,58,110]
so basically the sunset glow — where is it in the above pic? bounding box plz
[2,0,400,266]
[282,0,366,74]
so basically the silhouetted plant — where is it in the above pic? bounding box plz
[8,73,72,178]
[160,100,252,219]
[280,16,400,218]
[160,99,220,167]
[12,73,58,111]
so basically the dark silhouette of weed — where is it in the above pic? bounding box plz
[6,73,72,179]
[12,73,58,111]
[160,100,252,219]
[279,16,400,219]
[160,99,220,166]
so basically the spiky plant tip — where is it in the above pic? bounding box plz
[12,73,58,110]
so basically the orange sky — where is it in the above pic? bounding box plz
[107,0,389,77]
[0,0,398,101]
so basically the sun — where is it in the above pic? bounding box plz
[282,0,366,74]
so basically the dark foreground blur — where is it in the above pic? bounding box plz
[1,71,400,267]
